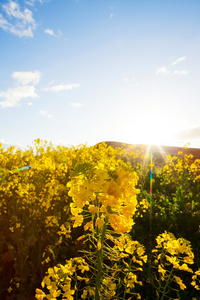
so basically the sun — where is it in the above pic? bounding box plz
[133,108,176,146]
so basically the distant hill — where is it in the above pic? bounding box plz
[100,141,200,162]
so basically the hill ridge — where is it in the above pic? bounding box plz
[100,141,200,161]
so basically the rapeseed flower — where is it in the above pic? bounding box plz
[153,231,195,298]
[35,288,46,300]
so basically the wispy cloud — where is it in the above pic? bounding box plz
[0,86,38,108]
[25,0,44,6]
[173,70,188,75]
[0,0,37,37]
[11,70,41,85]
[156,66,170,75]
[44,28,62,38]
[39,110,53,118]
[42,83,80,92]
[172,56,186,65]
[70,102,83,108]
[156,66,188,76]
[109,6,114,18]
[156,56,188,76]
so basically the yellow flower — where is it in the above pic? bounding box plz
[35,288,46,300]
[142,255,147,263]
[77,261,89,273]
[95,217,104,229]
[184,255,194,265]
[114,239,124,251]
[73,214,83,227]
[63,284,75,299]
[88,205,99,213]
[97,241,102,251]
[158,265,166,277]
[77,276,89,283]
[179,263,193,273]
[84,221,93,231]
[77,235,85,241]
[81,289,88,299]
[174,276,186,290]
[70,205,82,216]
[107,213,134,234]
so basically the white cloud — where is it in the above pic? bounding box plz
[0,86,39,108]
[173,70,188,75]
[44,28,62,38]
[156,57,188,76]
[11,70,41,85]
[25,0,36,6]
[0,13,10,30]
[156,66,170,75]
[42,83,80,92]
[25,0,44,6]
[172,56,186,65]
[39,110,53,118]
[0,1,36,37]
[70,102,83,108]
[175,126,200,141]
[44,28,54,35]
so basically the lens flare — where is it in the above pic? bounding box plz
[11,165,31,173]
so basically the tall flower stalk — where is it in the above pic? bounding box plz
[67,161,140,299]
[36,160,144,299]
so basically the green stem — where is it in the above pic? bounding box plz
[75,274,79,300]
[157,252,165,297]
[160,266,174,300]
[95,246,103,299]
[123,258,132,300]
[95,217,108,300]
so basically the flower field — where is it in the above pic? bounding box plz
[0,139,200,299]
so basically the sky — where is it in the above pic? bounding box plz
[0,0,200,149]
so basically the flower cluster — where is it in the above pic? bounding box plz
[161,152,200,185]
[191,268,200,290]
[135,198,150,218]
[112,233,147,298]
[67,162,140,234]
[152,231,194,298]
[35,257,90,300]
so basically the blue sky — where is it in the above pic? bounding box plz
[0,0,200,149]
